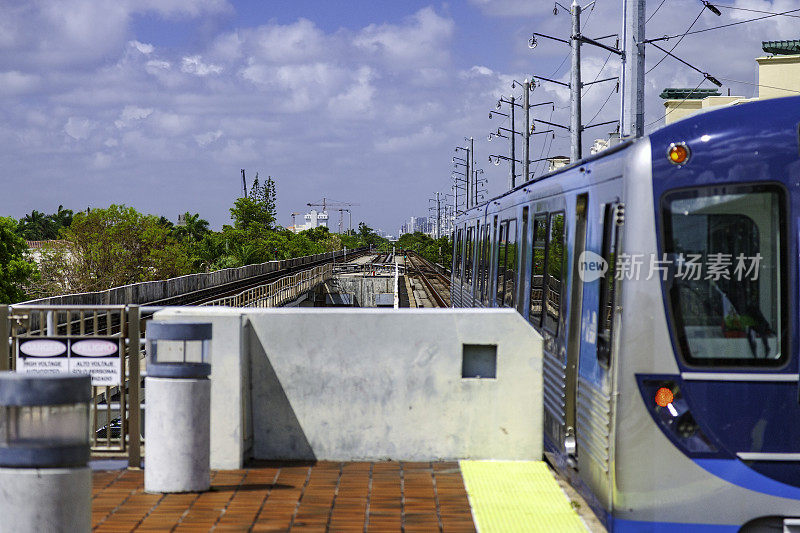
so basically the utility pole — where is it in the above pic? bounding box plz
[469,137,475,207]
[241,169,247,197]
[523,80,531,183]
[570,0,582,162]
[436,192,441,239]
[465,143,471,211]
[510,96,517,188]
[622,0,645,137]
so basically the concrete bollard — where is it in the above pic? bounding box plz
[0,373,92,532]
[144,322,212,493]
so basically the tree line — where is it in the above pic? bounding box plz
[1,176,392,303]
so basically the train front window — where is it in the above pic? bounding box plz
[662,186,786,366]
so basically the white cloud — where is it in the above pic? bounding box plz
[115,106,154,128]
[245,19,327,63]
[194,130,223,146]
[181,55,222,76]
[328,67,376,117]
[130,40,154,54]
[354,7,454,68]
[468,0,552,17]
[64,117,94,140]
[0,71,40,95]
[375,125,444,153]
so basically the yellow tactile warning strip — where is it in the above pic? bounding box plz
[460,460,588,533]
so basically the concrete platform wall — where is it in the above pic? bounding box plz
[154,308,543,467]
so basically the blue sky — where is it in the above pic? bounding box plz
[1,0,797,235]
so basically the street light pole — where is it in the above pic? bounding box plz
[469,137,475,206]
[510,96,517,188]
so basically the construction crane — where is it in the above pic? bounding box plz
[290,212,302,232]
[307,198,360,234]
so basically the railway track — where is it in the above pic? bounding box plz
[405,251,451,308]
[147,248,369,307]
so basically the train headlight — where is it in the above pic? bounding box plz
[655,386,674,407]
[667,143,690,165]
[638,376,719,455]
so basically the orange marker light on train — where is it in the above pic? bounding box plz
[667,143,690,165]
[655,387,674,407]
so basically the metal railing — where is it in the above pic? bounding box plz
[202,263,333,308]
[1,305,142,468]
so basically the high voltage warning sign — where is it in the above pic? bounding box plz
[16,338,122,386]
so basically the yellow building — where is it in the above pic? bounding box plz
[662,40,800,124]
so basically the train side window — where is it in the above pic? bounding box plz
[597,204,619,366]
[544,211,565,333]
[454,228,463,280]
[496,221,507,305]
[464,226,474,284]
[504,219,518,308]
[517,207,529,314]
[529,214,548,327]
[478,223,489,302]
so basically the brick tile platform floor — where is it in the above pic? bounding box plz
[91,461,476,532]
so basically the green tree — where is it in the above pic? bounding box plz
[33,205,192,295]
[175,212,211,242]
[0,217,36,302]
[17,209,59,240]
[230,197,274,232]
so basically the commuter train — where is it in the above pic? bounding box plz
[450,95,800,531]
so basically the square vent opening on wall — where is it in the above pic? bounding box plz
[462,344,497,379]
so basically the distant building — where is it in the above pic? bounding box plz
[547,156,571,172]
[292,209,329,233]
[661,40,800,124]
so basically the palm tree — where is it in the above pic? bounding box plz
[18,210,57,240]
[176,212,210,242]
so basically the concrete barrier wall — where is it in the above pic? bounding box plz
[22,248,363,306]
[154,307,543,467]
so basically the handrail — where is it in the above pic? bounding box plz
[201,263,333,308]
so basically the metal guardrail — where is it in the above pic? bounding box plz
[201,263,334,308]
[1,304,142,468]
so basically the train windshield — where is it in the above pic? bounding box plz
[662,185,786,367]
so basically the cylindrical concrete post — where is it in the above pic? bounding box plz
[144,322,212,494]
[0,373,92,533]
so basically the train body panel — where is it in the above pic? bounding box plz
[451,96,800,530]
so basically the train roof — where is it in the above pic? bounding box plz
[460,95,800,219]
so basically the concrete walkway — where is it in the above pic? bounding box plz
[91,461,476,532]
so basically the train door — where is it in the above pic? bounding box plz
[564,194,588,463]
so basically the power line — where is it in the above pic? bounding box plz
[717,76,800,95]
[646,8,704,74]
[583,51,614,97]
[645,6,800,43]
[645,77,706,129]
[715,4,800,19]
[586,85,617,126]
[646,0,668,23]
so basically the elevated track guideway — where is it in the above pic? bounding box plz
[405,251,451,308]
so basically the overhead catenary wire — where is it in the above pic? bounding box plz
[714,4,800,19]
[646,0,668,23]
[644,77,706,129]
[645,6,800,43]
[646,8,705,74]
[586,84,618,126]
[716,76,800,96]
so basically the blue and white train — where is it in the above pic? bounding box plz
[450,95,800,531]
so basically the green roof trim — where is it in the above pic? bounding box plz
[762,40,800,55]
[659,88,721,100]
